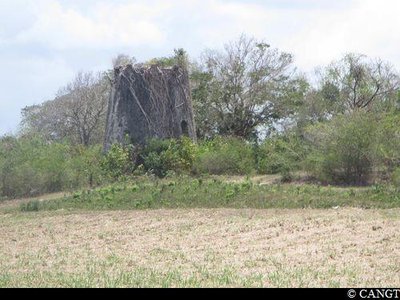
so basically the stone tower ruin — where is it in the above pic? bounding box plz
[104,64,196,151]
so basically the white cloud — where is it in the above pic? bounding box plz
[12,0,168,49]
[3,0,400,68]
[284,0,400,71]
[189,0,278,46]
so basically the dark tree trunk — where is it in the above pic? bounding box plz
[104,64,196,151]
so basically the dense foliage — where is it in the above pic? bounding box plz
[0,135,104,198]
[193,137,255,175]
[256,133,309,178]
[2,35,400,200]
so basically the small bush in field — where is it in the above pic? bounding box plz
[20,200,40,212]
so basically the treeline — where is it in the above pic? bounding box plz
[1,34,400,199]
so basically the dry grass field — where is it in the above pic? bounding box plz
[0,208,399,287]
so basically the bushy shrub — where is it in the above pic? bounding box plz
[391,168,400,189]
[0,135,105,198]
[20,200,40,212]
[65,145,104,188]
[193,137,255,175]
[305,111,377,185]
[257,133,308,176]
[100,143,135,180]
[141,137,197,178]
[374,113,400,179]
[0,136,67,197]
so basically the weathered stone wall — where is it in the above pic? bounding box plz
[104,64,196,151]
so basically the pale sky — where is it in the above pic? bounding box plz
[1,0,400,135]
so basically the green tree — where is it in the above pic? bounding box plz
[191,34,306,140]
[21,71,110,146]
[146,48,190,69]
[316,53,399,113]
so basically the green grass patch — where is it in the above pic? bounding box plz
[0,262,369,288]
[0,266,264,288]
[14,177,400,212]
